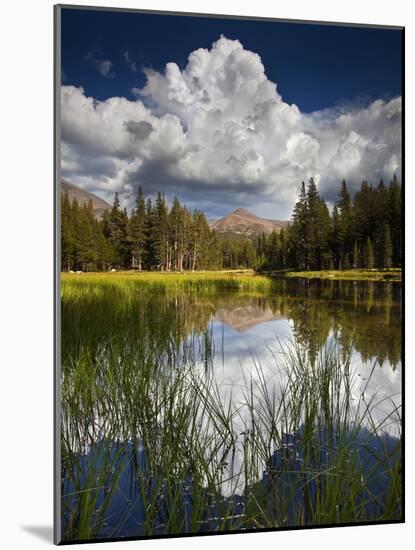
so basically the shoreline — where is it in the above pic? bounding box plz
[266,268,402,282]
[61,268,402,282]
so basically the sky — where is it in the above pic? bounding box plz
[60,7,403,219]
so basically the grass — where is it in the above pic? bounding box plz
[268,268,402,282]
[62,267,402,284]
[60,275,402,541]
[61,339,401,540]
[61,271,278,301]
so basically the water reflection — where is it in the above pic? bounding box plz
[201,282,401,444]
[62,279,402,371]
[207,294,401,438]
[214,303,285,332]
[61,278,402,540]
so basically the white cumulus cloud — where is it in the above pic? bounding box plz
[86,52,115,78]
[62,36,401,219]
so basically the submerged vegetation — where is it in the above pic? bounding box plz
[61,275,402,541]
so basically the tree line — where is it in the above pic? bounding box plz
[258,176,401,271]
[63,189,215,271]
[61,189,257,272]
[61,176,402,272]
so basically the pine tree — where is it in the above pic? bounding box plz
[353,181,374,262]
[144,197,155,269]
[169,196,187,271]
[321,200,333,269]
[290,181,308,270]
[95,218,112,270]
[190,210,211,270]
[304,178,331,270]
[373,179,389,267]
[208,231,222,269]
[382,224,393,268]
[128,187,146,270]
[365,237,374,269]
[330,205,342,269]
[70,198,81,269]
[337,180,353,268]
[108,192,129,268]
[152,192,169,270]
[353,240,359,269]
[61,192,76,271]
[60,176,402,274]
[388,175,402,266]
[278,228,287,268]
[265,231,280,269]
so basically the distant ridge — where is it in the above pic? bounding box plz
[61,180,111,219]
[211,208,288,237]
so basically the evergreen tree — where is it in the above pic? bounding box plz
[60,177,402,274]
[108,192,129,268]
[330,205,342,269]
[289,181,308,270]
[278,228,287,269]
[388,175,402,266]
[61,192,76,271]
[169,196,187,271]
[78,201,98,270]
[365,237,375,269]
[303,178,331,270]
[154,193,169,270]
[337,180,353,268]
[353,181,374,255]
[318,199,332,269]
[128,187,146,270]
[95,218,112,270]
[373,179,389,266]
[144,197,155,269]
[353,240,359,269]
[265,231,280,269]
[190,210,211,270]
[382,224,393,268]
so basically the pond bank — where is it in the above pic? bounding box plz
[264,268,402,282]
[62,268,402,283]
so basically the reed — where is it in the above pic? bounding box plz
[61,322,401,540]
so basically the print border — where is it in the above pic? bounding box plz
[53,4,405,545]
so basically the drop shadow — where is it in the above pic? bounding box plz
[21,525,53,543]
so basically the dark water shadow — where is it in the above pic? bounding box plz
[21,525,53,543]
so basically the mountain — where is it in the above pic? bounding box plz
[61,180,111,219]
[214,306,285,332]
[211,208,288,237]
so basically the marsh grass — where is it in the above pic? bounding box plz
[61,270,277,297]
[271,269,402,282]
[61,342,401,539]
[60,275,402,541]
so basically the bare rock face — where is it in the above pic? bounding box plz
[61,180,111,219]
[211,208,288,236]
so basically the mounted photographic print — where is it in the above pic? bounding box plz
[54,4,404,544]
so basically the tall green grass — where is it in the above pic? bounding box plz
[61,337,401,540]
[61,270,277,297]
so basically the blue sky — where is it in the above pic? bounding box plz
[62,8,402,112]
[60,7,403,219]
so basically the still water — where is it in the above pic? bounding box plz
[61,278,402,540]
[208,287,401,432]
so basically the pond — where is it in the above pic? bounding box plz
[60,276,402,541]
